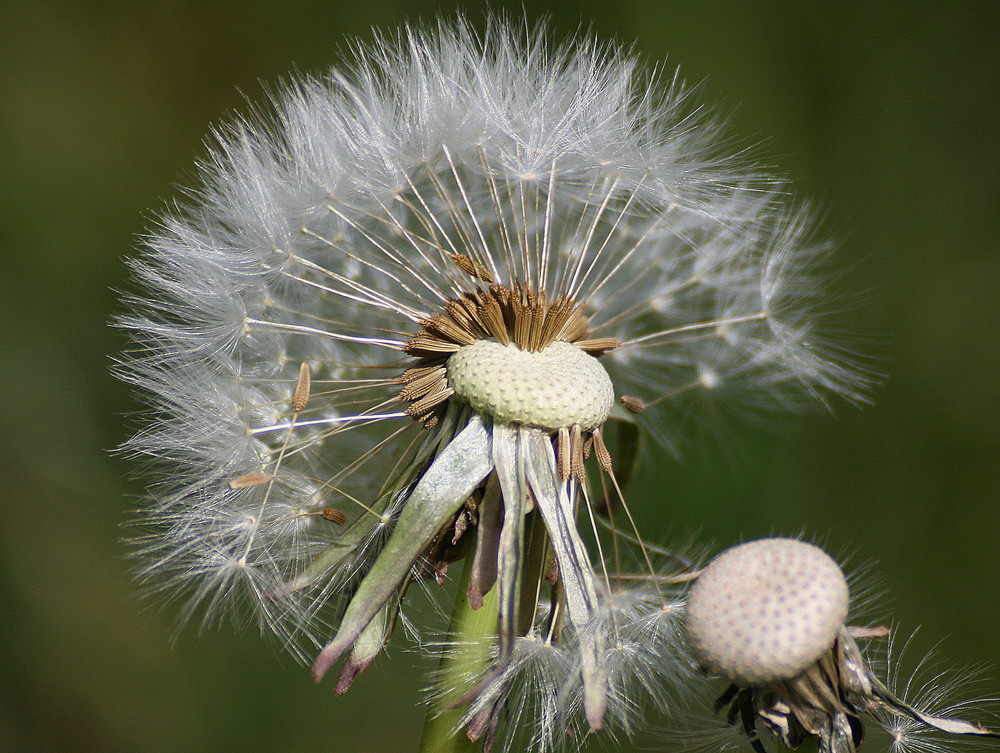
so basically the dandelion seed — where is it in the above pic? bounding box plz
[292,361,311,414]
[319,508,347,525]
[229,472,276,489]
[683,538,1000,753]
[117,14,866,747]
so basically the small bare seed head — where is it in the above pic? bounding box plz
[684,537,849,685]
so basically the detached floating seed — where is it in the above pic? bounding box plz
[685,537,849,684]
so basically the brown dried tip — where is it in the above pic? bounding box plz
[573,337,620,354]
[621,395,646,414]
[292,362,311,413]
[320,508,347,525]
[229,472,276,489]
[556,425,588,482]
[450,253,495,283]
[592,428,613,473]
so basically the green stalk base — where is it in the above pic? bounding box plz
[418,558,499,753]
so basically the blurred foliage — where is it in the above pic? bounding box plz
[1,1,997,751]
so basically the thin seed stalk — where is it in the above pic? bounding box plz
[419,554,499,753]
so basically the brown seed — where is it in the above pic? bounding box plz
[450,253,495,283]
[621,395,647,414]
[574,337,620,354]
[405,386,455,418]
[558,426,572,482]
[592,429,613,473]
[229,472,276,489]
[402,333,463,355]
[320,508,347,525]
[292,362,311,413]
[420,313,477,345]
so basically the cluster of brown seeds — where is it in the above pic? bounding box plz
[397,254,619,428]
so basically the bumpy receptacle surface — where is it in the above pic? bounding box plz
[685,537,849,685]
[448,340,613,430]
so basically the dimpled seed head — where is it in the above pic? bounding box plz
[447,340,614,431]
[684,538,850,685]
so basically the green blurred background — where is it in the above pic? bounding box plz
[1,1,997,751]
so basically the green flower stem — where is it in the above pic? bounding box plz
[419,555,499,753]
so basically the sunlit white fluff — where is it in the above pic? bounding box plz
[433,577,691,753]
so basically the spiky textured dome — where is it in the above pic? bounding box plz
[684,538,849,685]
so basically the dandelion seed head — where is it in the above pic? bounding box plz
[685,537,849,684]
[117,12,872,745]
[680,538,1000,753]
